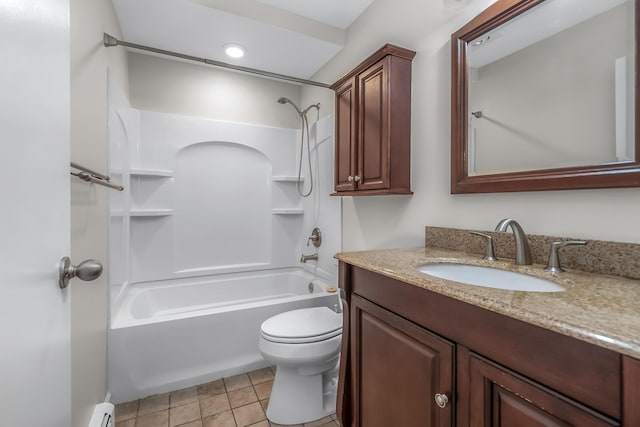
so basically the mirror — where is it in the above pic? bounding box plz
[451,0,640,193]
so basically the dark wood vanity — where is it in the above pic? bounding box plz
[336,255,640,427]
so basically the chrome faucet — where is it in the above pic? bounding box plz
[495,218,532,265]
[300,253,318,263]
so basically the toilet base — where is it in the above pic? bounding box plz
[266,361,339,425]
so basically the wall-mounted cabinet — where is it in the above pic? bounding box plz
[330,44,415,196]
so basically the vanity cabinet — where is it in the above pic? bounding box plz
[352,295,453,427]
[330,44,415,196]
[338,262,640,427]
[464,350,618,427]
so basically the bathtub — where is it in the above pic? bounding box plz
[108,268,339,403]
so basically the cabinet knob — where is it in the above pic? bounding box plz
[354,175,361,182]
[347,175,354,182]
[434,393,449,409]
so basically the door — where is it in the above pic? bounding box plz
[334,76,358,192]
[352,295,454,427]
[0,1,72,426]
[467,352,619,427]
[357,57,390,191]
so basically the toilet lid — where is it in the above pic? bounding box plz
[261,307,342,343]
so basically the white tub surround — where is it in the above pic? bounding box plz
[108,109,339,303]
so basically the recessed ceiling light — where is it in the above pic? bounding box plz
[224,44,245,58]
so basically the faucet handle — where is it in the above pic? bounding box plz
[470,231,497,261]
[544,240,587,273]
[307,227,322,247]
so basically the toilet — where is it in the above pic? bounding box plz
[259,306,342,425]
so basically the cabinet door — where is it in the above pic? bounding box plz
[334,76,357,192]
[352,295,454,427]
[357,57,390,191]
[467,352,619,427]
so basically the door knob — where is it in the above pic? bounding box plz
[58,256,103,289]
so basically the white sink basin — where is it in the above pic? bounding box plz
[416,263,565,292]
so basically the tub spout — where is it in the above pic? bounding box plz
[300,253,318,263]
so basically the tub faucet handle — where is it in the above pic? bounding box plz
[470,231,496,261]
[307,227,322,247]
[544,240,587,273]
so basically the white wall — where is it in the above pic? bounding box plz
[129,52,303,129]
[70,0,128,425]
[303,0,640,250]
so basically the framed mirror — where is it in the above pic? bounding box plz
[451,0,640,193]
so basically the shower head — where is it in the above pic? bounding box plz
[277,97,303,116]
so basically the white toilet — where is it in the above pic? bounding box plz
[259,306,342,425]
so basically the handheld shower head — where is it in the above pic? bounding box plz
[277,97,303,115]
[276,95,321,198]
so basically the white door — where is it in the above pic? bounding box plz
[0,1,72,426]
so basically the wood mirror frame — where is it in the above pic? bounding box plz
[451,0,640,193]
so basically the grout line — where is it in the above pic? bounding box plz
[116,366,335,427]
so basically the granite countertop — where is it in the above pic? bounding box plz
[335,246,640,359]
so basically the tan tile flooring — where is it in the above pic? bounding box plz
[114,366,339,427]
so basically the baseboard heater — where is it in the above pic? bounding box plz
[88,402,114,427]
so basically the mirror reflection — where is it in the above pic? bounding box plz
[466,0,635,176]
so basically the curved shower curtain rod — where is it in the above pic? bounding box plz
[103,33,331,89]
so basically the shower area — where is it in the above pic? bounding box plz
[106,72,340,403]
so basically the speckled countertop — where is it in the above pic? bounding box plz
[335,246,640,359]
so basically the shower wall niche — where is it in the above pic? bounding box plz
[108,107,332,306]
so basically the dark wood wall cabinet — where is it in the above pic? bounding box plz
[330,44,415,196]
[337,262,640,427]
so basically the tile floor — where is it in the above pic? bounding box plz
[114,366,340,427]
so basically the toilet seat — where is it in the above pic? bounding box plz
[260,307,342,344]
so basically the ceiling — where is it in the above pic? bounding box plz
[111,0,375,81]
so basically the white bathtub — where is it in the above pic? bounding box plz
[108,268,339,403]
